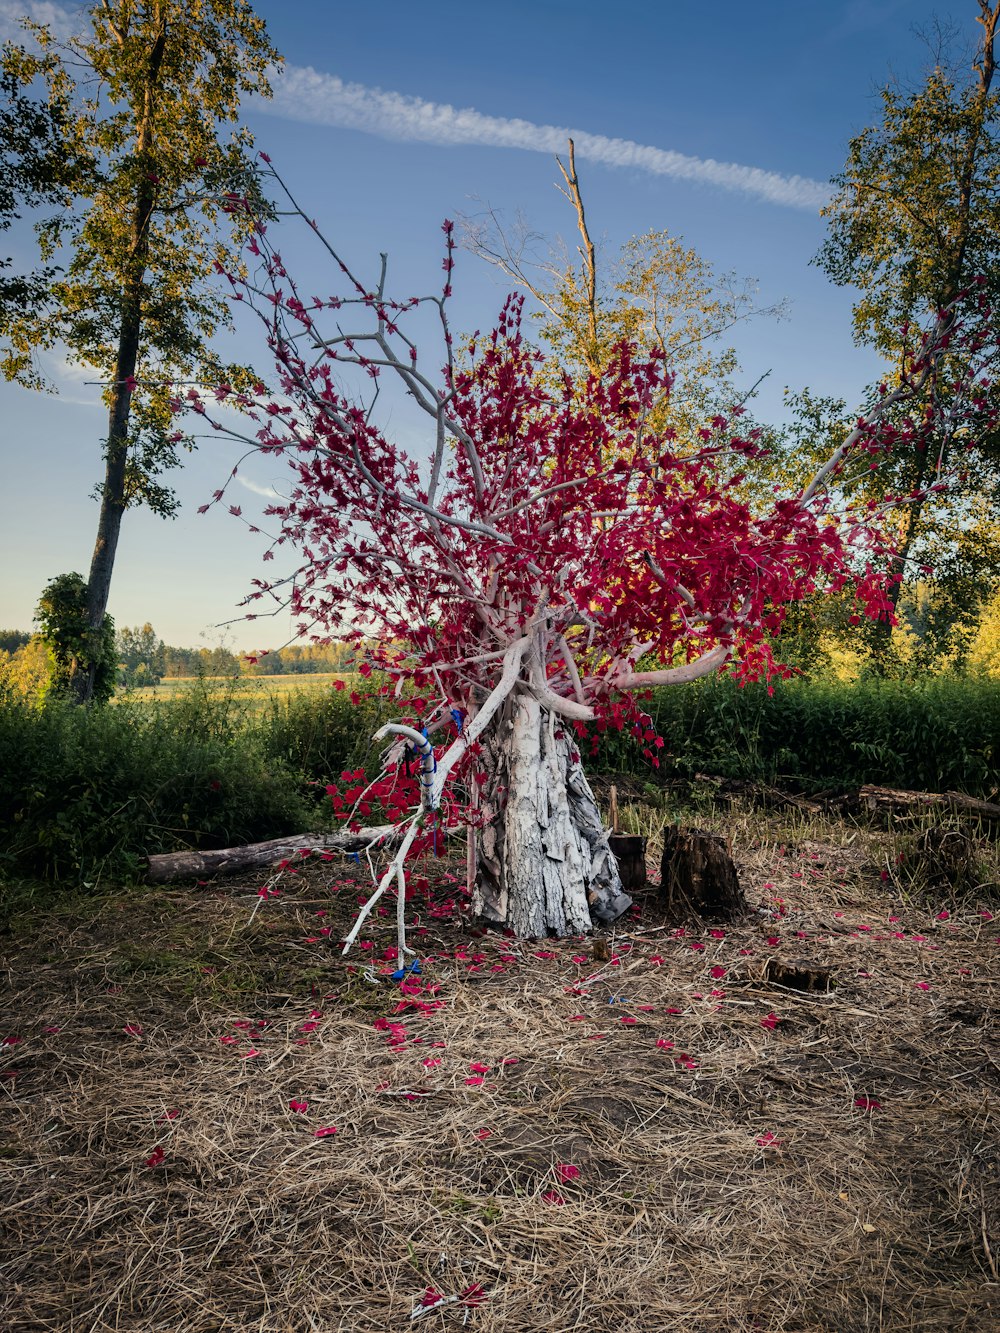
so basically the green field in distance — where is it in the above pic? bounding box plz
[124,673,355,704]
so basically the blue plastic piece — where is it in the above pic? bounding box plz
[391,959,422,982]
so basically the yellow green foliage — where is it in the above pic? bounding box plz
[0,636,55,702]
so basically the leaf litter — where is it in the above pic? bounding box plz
[0,801,997,1331]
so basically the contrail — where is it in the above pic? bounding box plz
[262,66,830,212]
[0,1,830,211]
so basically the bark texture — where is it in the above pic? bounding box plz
[660,826,747,923]
[146,827,397,884]
[474,693,632,936]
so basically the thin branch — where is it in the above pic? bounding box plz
[555,138,600,373]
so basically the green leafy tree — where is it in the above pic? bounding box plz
[161,644,195,676]
[0,636,55,701]
[36,572,117,704]
[1,1,280,703]
[0,629,31,655]
[968,585,1000,673]
[0,66,78,320]
[116,621,164,686]
[815,1,1000,665]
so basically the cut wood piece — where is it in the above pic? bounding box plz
[608,834,647,892]
[146,826,398,884]
[853,785,1000,827]
[659,826,747,922]
[609,784,620,833]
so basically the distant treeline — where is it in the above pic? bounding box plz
[0,630,30,655]
[0,623,357,692]
[159,640,356,679]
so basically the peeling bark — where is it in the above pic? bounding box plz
[474,691,632,935]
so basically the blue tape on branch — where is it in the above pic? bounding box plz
[450,707,464,734]
[390,959,423,982]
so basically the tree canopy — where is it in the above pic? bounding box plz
[0,66,78,322]
[464,142,783,453]
[815,1,1000,662]
[1,0,280,701]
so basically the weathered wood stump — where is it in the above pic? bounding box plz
[608,834,647,892]
[659,826,747,922]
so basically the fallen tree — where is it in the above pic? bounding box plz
[848,784,1000,828]
[145,825,397,884]
[180,158,997,949]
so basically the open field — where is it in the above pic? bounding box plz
[1,798,997,1332]
[126,673,354,705]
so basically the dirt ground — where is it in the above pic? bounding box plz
[1,800,998,1332]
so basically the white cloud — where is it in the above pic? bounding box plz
[262,66,830,212]
[235,473,281,500]
[38,348,103,408]
[1,0,830,211]
[0,0,80,44]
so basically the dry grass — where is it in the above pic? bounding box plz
[1,802,998,1332]
[126,673,351,706]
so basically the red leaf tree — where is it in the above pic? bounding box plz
[188,168,996,945]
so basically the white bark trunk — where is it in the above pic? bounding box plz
[473,691,632,936]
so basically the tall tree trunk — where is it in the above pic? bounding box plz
[869,454,930,671]
[71,302,142,704]
[70,23,166,704]
[472,692,632,936]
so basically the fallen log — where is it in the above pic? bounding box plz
[851,785,1000,828]
[146,826,398,884]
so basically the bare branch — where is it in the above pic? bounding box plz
[555,138,600,373]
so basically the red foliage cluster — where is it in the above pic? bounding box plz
[181,168,997,802]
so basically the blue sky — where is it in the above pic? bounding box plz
[0,0,983,649]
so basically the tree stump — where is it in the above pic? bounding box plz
[659,826,747,922]
[608,834,647,892]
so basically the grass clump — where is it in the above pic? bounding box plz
[0,683,315,885]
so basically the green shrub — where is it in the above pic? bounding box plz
[589,674,1000,795]
[0,685,314,883]
[4,670,999,889]
[258,685,386,783]
[35,572,117,704]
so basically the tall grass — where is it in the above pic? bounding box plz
[592,674,1000,794]
[0,680,314,883]
[3,672,998,886]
